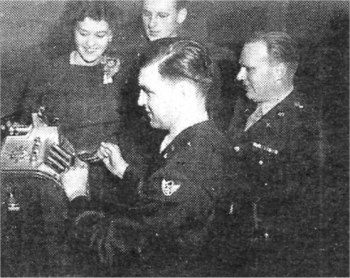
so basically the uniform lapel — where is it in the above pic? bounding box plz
[160,121,212,161]
[228,96,256,142]
[246,91,298,139]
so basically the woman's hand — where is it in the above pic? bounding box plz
[97,142,129,179]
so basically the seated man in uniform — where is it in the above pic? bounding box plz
[61,39,230,276]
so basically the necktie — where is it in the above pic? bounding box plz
[245,104,263,131]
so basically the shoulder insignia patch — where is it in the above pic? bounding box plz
[162,179,181,196]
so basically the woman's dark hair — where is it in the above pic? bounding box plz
[141,38,215,99]
[45,1,123,58]
[62,1,123,31]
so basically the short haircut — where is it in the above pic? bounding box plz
[247,31,299,75]
[141,38,214,99]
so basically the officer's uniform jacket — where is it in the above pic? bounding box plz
[226,90,323,276]
[84,120,230,275]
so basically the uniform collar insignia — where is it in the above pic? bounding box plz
[244,107,254,118]
[294,102,304,109]
[278,111,285,117]
[162,179,181,197]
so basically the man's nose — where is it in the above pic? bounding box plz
[138,91,146,107]
[149,15,158,28]
[236,68,246,81]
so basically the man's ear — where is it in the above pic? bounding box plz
[175,80,195,99]
[273,63,287,80]
[176,8,187,24]
[107,30,113,43]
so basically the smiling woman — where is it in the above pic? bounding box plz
[8,5,131,273]
[45,0,123,59]
[21,1,125,154]
[72,17,112,66]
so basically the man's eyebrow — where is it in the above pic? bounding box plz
[239,61,249,67]
[139,85,152,93]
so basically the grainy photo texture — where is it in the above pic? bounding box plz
[1,0,348,277]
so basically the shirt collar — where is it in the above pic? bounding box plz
[260,87,294,115]
[160,112,209,153]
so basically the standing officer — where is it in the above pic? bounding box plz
[225,32,324,276]
[61,39,230,276]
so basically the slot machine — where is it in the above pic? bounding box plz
[1,114,76,276]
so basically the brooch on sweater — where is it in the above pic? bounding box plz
[101,56,121,84]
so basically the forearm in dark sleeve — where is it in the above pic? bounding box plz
[66,165,144,227]
[119,165,144,197]
[123,164,142,182]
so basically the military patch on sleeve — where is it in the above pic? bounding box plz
[161,179,181,196]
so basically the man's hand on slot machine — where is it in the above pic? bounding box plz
[97,142,129,179]
[61,159,89,201]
